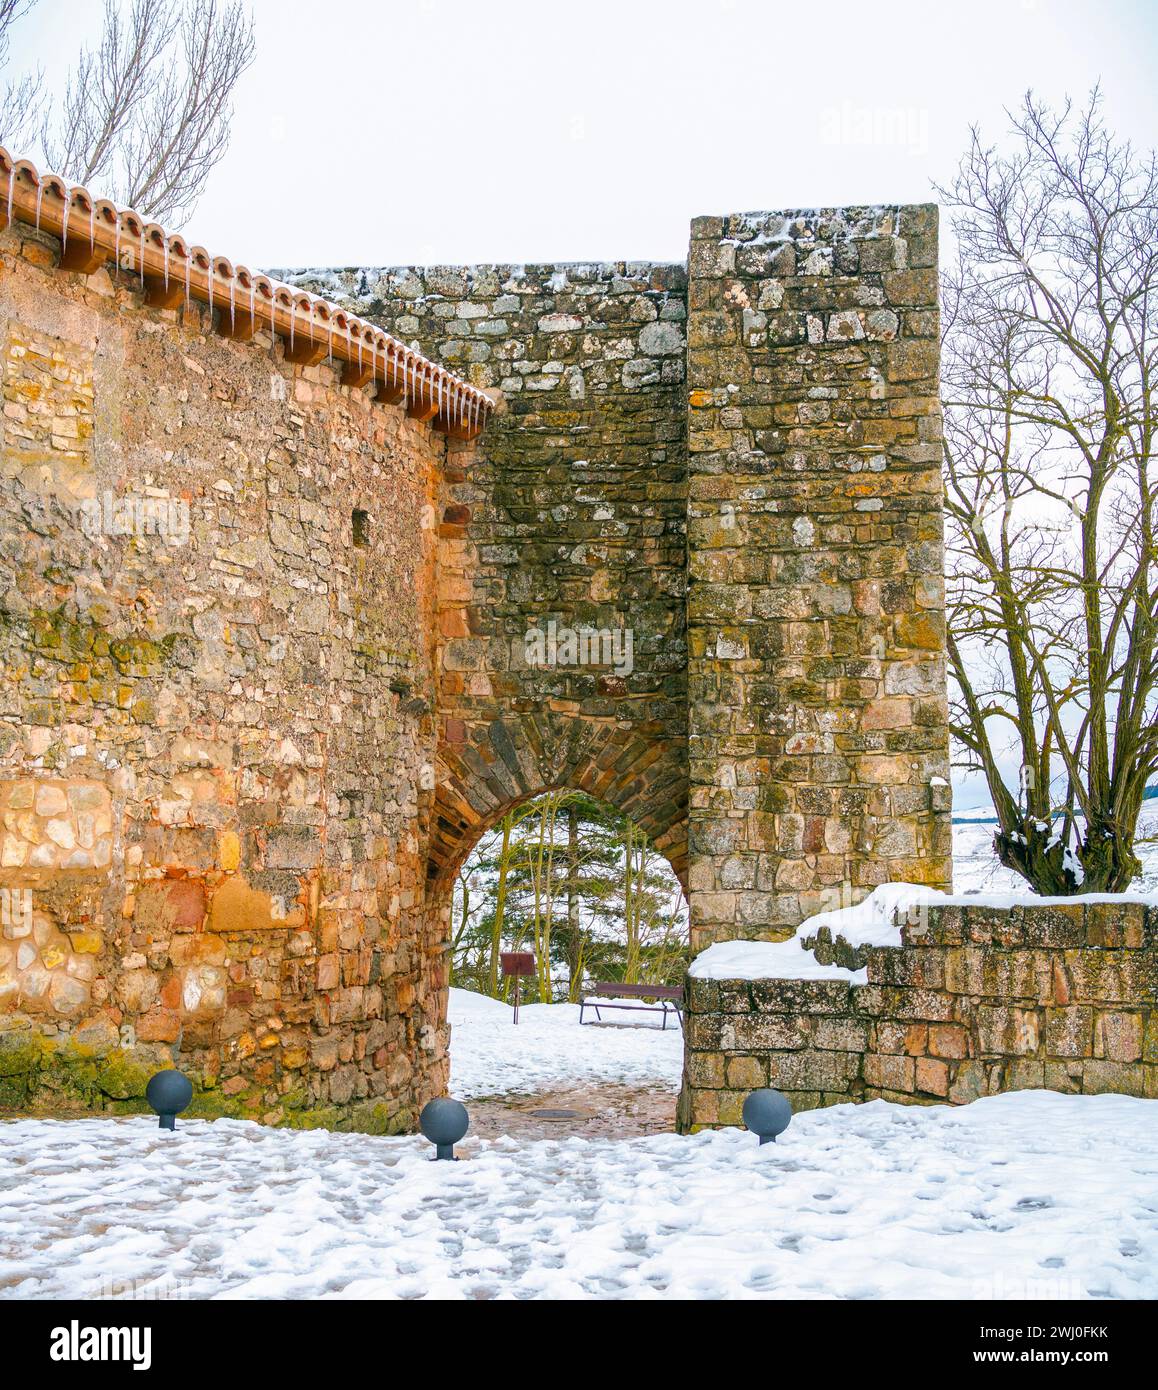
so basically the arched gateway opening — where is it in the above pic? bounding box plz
[436,781,689,1138]
[425,706,692,1128]
[418,257,693,1099]
[448,788,688,997]
[429,720,688,890]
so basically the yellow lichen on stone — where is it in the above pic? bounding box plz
[207,875,278,932]
[218,829,241,873]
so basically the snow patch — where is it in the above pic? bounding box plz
[689,882,947,982]
[688,937,865,983]
[691,875,1158,985]
[448,988,683,1099]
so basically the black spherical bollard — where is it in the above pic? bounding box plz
[146,1069,194,1131]
[419,1098,469,1161]
[742,1088,792,1146]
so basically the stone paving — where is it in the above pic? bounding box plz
[464,1081,678,1143]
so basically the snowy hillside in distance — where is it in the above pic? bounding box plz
[951,802,1158,896]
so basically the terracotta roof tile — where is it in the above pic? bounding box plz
[0,147,491,440]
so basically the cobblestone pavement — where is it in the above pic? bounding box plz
[462,1082,679,1144]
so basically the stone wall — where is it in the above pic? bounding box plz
[678,899,1157,1129]
[0,222,453,1129]
[283,260,691,884]
[684,208,952,951]
[1,198,955,1131]
[287,214,951,942]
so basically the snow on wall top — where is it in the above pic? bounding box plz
[688,880,1158,983]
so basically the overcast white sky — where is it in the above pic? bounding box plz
[11,0,1158,269]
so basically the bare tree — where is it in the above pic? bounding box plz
[940,89,1158,894]
[0,0,42,146]
[2,0,254,224]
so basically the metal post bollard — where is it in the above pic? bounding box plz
[419,1098,470,1160]
[146,1070,194,1131]
[742,1088,793,1145]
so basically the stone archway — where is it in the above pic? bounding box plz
[420,340,691,1072]
[424,264,691,893]
[430,716,687,889]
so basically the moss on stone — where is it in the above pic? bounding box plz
[281,1106,346,1131]
[184,1091,249,1121]
[0,1029,429,1134]
[0,1073,30,1108]
[0,1031,50,1077]
[92,1050,155,1101]
[341,1101,416,1135]
[0,1034,169,1112]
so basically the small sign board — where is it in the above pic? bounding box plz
[500,951,536,978]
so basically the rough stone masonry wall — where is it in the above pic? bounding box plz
[285,260,690,884]
[684,207,952,952]
[679,900,1158,1128]
[0,222,452,1130]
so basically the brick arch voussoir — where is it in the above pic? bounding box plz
[427,712,687,887]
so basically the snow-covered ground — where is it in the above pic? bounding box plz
[1,1091,1153,1299]
[448,987,684,1099]
[1,830,1155,1302]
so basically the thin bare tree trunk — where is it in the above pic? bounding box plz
[565,801,581,1001]
[487,813,513,998]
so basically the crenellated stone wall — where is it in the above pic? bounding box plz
[678,899,1158,1129]
[0,223,453,1129]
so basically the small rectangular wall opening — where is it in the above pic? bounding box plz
[352,508,371,547]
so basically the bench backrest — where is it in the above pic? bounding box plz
[590,982,682,1000]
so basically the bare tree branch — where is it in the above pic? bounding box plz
[0,0,43,148]
[120,0,255,223]
[33,0,254,222]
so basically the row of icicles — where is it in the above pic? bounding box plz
[3,151,489,435]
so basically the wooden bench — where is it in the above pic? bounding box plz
[579,981,684,1030]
